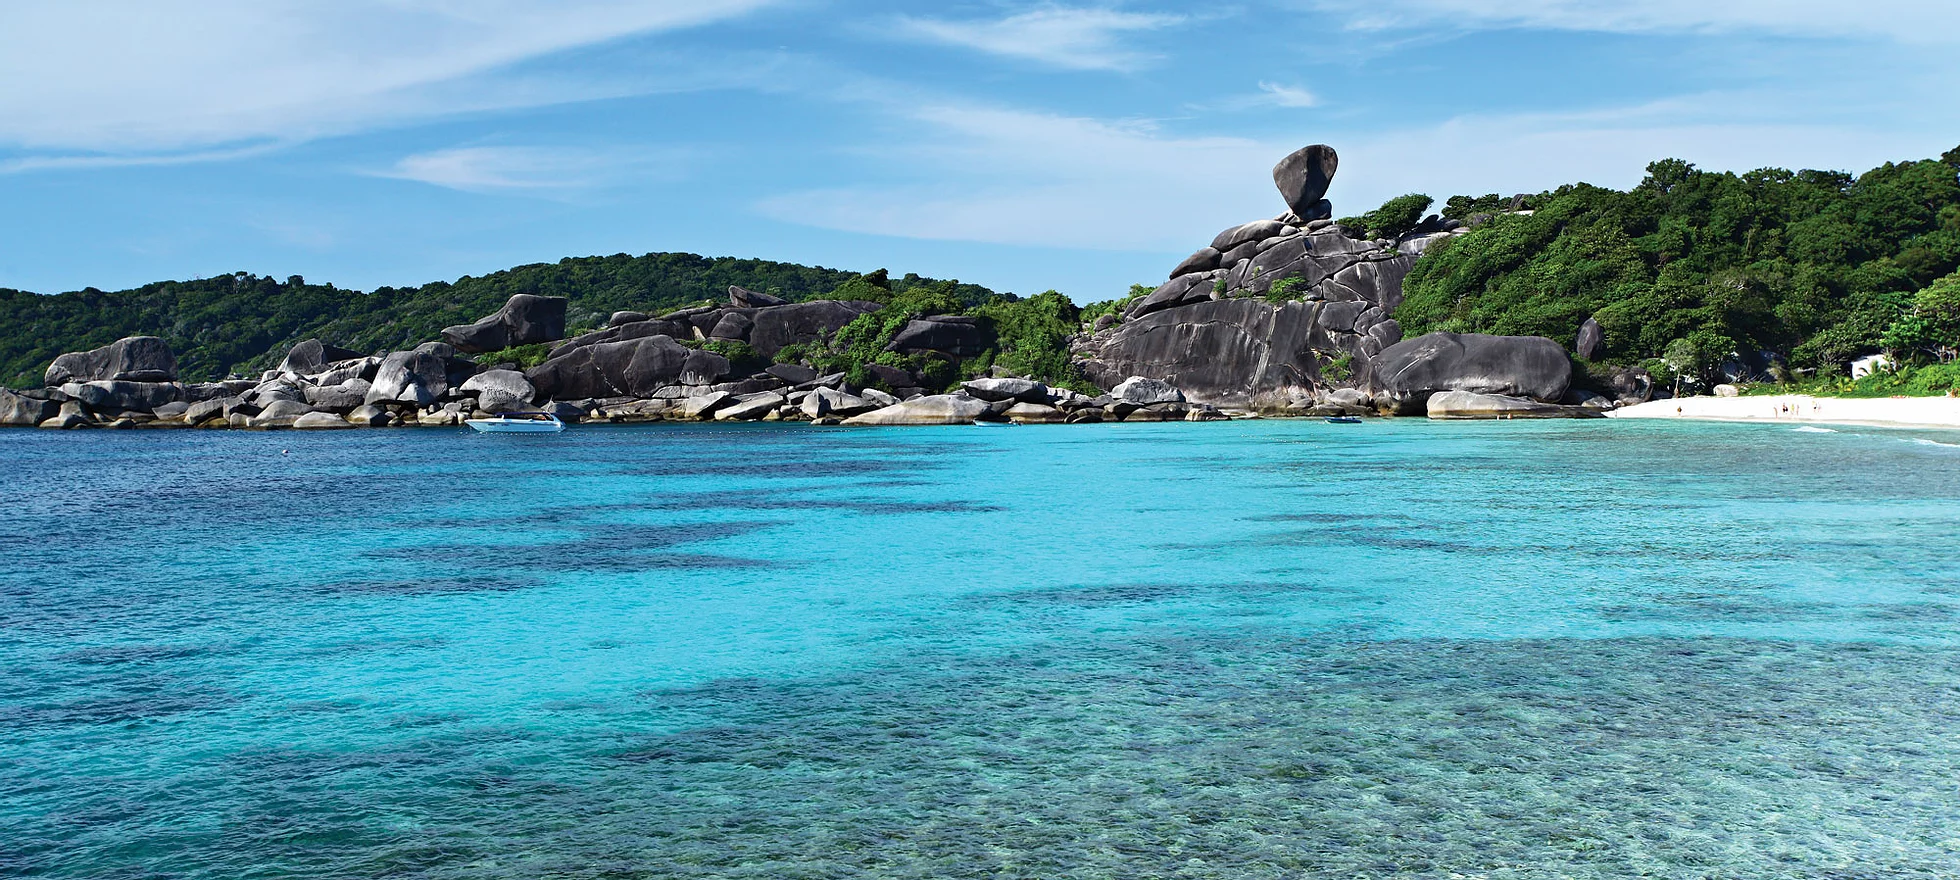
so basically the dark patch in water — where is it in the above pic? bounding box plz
[314,574,540,595]
[52,643,224,665]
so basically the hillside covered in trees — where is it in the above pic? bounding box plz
[1395,146,1960,384]
[0,254,994,387]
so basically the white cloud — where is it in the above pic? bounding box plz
[373,144,688,195]
[1309,0,1960,43]
[0,0,775,153]
[889,6,1184,71]
[1254,81,1319,108]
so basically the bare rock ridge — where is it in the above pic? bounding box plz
[1075,143,1583,418]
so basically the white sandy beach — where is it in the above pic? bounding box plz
[1609,394,1960,430]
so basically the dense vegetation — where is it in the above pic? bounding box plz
[0,253,885,386]
[1396,147,1960,388]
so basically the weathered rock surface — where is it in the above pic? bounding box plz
[749,301,881,357]
[1372,332,1572,415]
[279,339,362,376]
[714,392,786,421]
[886,315,991,358]
[1273,145,1338,221]
[1426,390,1601,420]
[527,335,727,400]
[441,294,569,353]
[1,389,57,426]
[460,369,536,413]
[366,348,451,406]
[1112,376,1185,405]
[45,336,177,385]
[960,377,1049,403]
[251,399,315,428]
[293,412,356,429]
[60,380,183,412]
[1078,300,1364,408]
[841,394,990,426]
[1576,317,1604,361]
[729,285,788,308]
[347,404,394,427]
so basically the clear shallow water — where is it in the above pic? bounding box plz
[4,418,1960,878]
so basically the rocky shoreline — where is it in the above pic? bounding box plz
[0,144,1657,431]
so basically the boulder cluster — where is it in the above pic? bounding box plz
[0,288,1227,430]
[1072,144,1647,419]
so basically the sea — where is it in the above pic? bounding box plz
[4,418,1960,879]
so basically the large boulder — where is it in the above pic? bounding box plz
[459,369,536,413]
[1,390,58,426]
[1112,376,1185,405]
[960,377,1049,403]
[440,294,569,353]
[748,300,882,357]
[714,391,787,421]
[292,412,357,429]
[1427,390,1601,420]
[279,339,362,376]
[59,380,183,413]
[302,383,369,413]
[1373,332,1572,414]
[885,315,991,358]
[840,394,990,426]
[1272,145,1338,221]
[250,399,314,428]
[366,349,451,406]
[550,318,696,359]
[1575,317,1604,361]
[729,285,788,308]
[526,334,728,400]
[45,336,177,385]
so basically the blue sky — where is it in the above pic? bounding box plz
[2,1,1957,304]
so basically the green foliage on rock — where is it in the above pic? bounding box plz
[1079,284,1152,327]
[472,343,556,370]
[1883,270,1960,361]
[1338,194,1435,240]
[1397,150,1960,375]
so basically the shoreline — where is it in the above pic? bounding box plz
[1607,394,1960,431]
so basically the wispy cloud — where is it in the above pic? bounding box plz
[1306,0,1960,43]
[373,145,684,195]
[889,6,1184,71]
[1253,81,1319,108]
[0,0,777,154]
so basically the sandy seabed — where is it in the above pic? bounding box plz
[1610,393,1960,430]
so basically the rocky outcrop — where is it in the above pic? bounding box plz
[1,389,57,426]
[526,334,728,400]
[729,285,788,308]
[279,339,362,376]
[750,301,881,356]
[440,294,569,353]
[460,370,536,413]
[1426,390,1600,420]
[1576,317,1604,361]
[45,336,177,385]
[841,394,991,426]
[1372,332,1572,414]
[366,347,452,406]
[887,316,990,358]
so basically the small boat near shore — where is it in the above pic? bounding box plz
[1324,415,1363,424]
[466,412,565,433]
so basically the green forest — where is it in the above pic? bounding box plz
[1395,146,1960,386]
[0,253,992,387]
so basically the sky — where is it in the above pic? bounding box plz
[2,1,1958,304]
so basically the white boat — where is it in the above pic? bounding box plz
[465,412,565,433]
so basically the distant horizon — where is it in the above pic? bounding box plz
[3,1,1957,301]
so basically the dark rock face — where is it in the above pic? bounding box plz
[440,294,569,353]
[1077,300,1343,407]
[1272,145,1338,221]
[709,310,757,342]
[885,315,991,358]
[550,319,695,359]
[279,339,361,376]
[61,380,184,412]
[1372,332,1572,414]
[1607,366,1654,404]
[45,336,177,385]
[1576,317,1604,361]
[609,311,649,328]
[1,389,57,426]
[729,285,789,308]
[366,349,451,406]
[526,335,730,400]
[749,301,881,357]
[460,369,536,413]
[1130,273,1220,319]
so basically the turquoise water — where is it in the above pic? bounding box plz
[5,419,1960,878]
